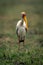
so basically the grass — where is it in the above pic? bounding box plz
[0,0,43,65]
[0,33,43,65]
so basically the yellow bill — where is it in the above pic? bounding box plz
[24,16,28,30]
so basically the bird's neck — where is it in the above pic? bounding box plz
[20,19,23,26]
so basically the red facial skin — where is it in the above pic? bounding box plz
[22,14,26,18]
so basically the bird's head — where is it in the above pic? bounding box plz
[21,12,28,30]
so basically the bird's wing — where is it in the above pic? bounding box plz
[16,20,22,36]
[16,20,22,30]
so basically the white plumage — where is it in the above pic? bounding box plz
[16,12,28,48]
[16,20,26,30]
[16,19,26,42]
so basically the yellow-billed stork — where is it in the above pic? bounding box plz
[16,12,28,49]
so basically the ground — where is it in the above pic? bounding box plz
[0,0,43,65]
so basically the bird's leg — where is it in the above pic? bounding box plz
[18,41,20,50]
[23,40,25,47]
[23,37,25,47]
[23,40,26,51]
[18,37,20,50]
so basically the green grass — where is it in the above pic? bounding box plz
[0,0,43,65]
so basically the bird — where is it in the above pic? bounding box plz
[16,12,28,49]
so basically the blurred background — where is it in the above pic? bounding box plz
[0,0,43,34]
[0,0,43,65]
